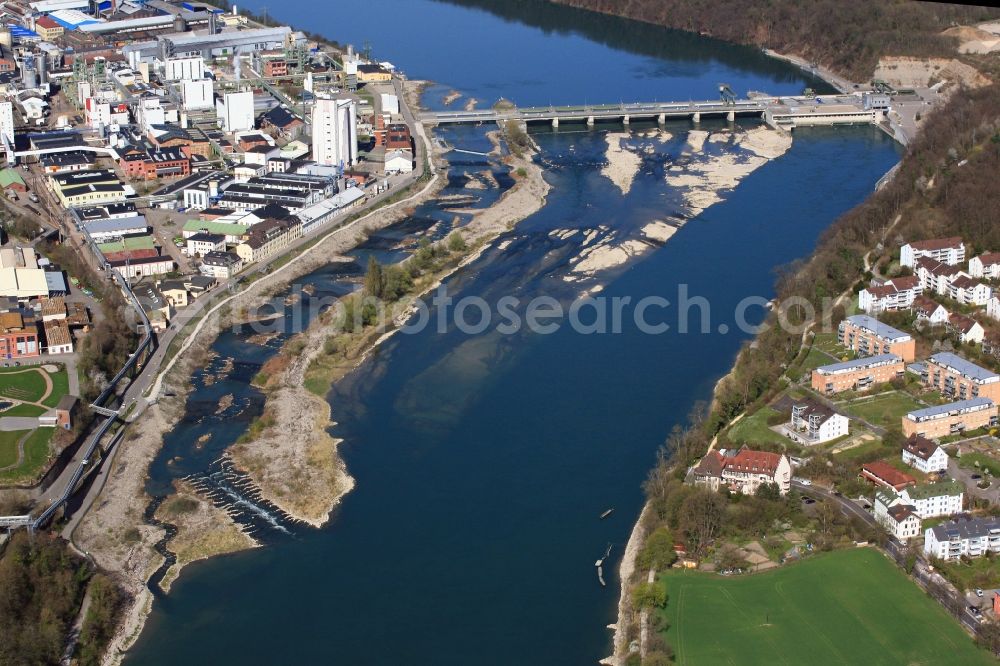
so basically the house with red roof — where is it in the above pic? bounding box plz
[693,445,792,496]
[861,461,916,491]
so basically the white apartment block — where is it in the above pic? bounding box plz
[858,275,922,313]
[901,237,965,268]
[969,253,1000,279]
[925,517,1000,560]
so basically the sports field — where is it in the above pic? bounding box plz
[658,548,992,665]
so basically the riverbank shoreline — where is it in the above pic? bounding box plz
[237,141,551,526]
[80,81,551,663]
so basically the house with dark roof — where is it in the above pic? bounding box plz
[925,516,1000,560]
[692,446,792,496]
[947,274,992,306]
[946,312,985,344]
[257,106,305,141]
[914,257,965,295]
[859,275,922,313]
[787,401,849,445]
[969,252,1000,280]
[872,492,921,541]
[910,295,950,325]
[901,435,948,474]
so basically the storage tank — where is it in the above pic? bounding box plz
[21,55,37,89]
[173,15,187,33]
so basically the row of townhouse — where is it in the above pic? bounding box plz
[859,276,922,313]
[692,446,793,496]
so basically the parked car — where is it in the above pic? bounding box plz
[28,193,39,203]
[977,589,984,598]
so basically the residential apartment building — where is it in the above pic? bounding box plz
[911,295,950,325]
[858,276,922,313]
[811,353,904,395]
[925,516,1000,561]
[922,352,1000,403]
[897,480,964,518]
[787,402,849,445]
[234,218,301,265]
[186,232,226,258]
[901,435,949,474]
[902,397,998,438]
[901,237,965,268]
[838,315,916,362]
[200,251,243,279]
[947,275,992,306]
[915,257,965,296]
[874,501,922,541]
[946,313,985,345]
[692,446,792,496]
[969,252,1000,279]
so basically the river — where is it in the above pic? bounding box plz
[125,1,901,664]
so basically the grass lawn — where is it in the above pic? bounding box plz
[42,367,70,408]
[1,403,46,417]
[833,437,886,461]
[0,367,48,403]
[937,555,1000,592]
[657,548,993,666]
[813,332,851,358]
[787,347,837,381]
[0,428,52,481]
[841,392,922,430]
[958,452,1000,477]
[726,408,789,447]
[0,429,29,468]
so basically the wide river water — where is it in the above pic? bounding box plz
[126,1,902,664]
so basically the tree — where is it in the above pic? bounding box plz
[643,651,673,666]
[755,481,781,501]
[678,489,725,558]
[364,256,385,299]
[637,527,678,571]
[717,544,750,571]
[382,265,413,302]
[632,581,667,609]
[447,232,467,253]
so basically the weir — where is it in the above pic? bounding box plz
[421,92,892,136]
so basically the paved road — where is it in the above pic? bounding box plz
[948,456,1000,504]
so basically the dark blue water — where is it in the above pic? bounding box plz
[126,2,900,664]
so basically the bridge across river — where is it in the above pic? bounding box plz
[420,93,889,133]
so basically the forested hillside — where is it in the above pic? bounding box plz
[551,0,997,80]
